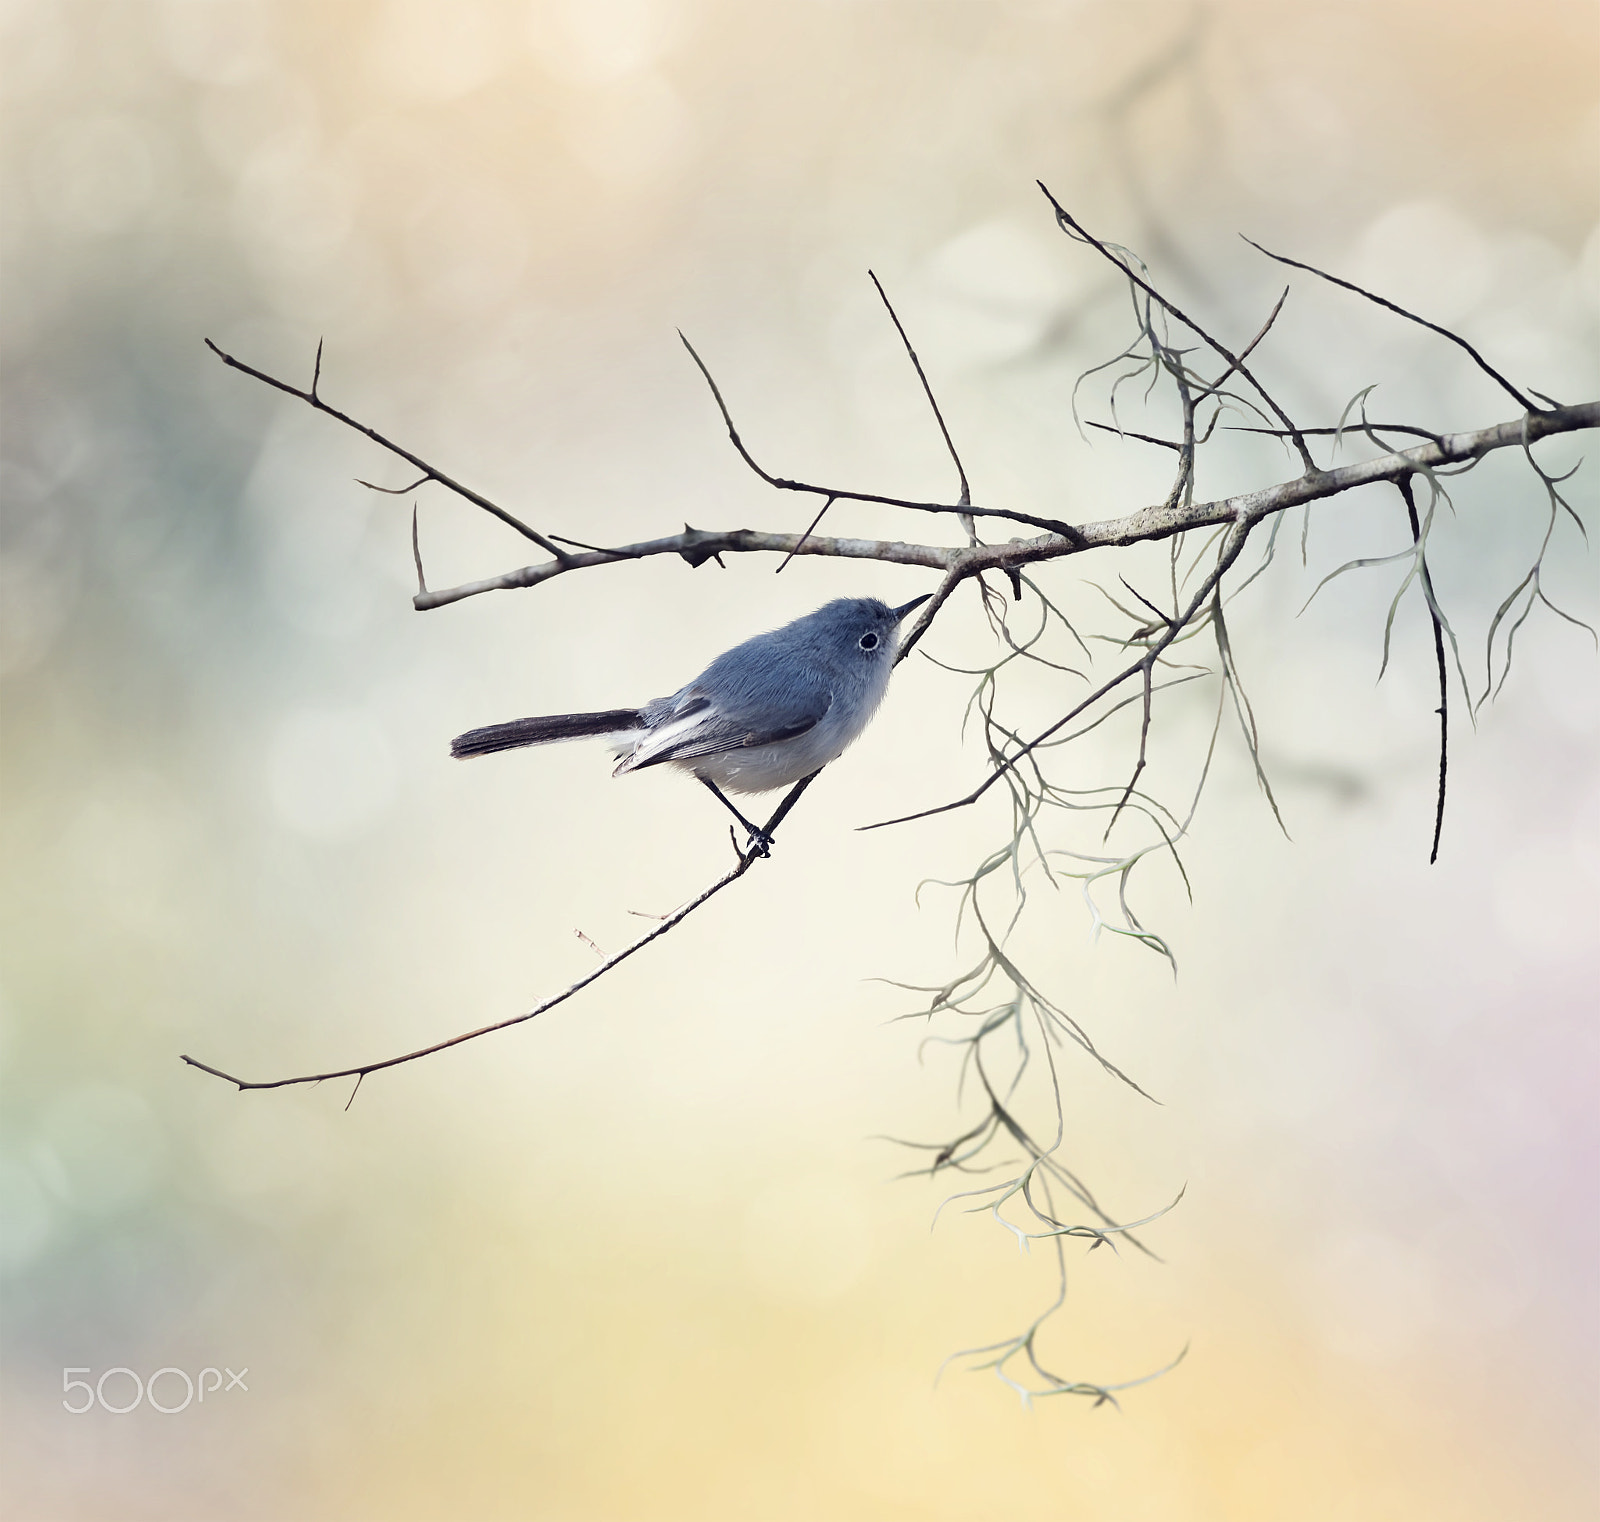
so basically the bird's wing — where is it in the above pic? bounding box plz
[619,692,832,773]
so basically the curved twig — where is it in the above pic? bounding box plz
[677,332,1085,542]
[181,774,821,1091]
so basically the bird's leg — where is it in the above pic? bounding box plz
[698,776,773,857]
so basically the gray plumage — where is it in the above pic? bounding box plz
[450,595,927,795]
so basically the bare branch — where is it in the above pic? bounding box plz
[1241,236,1538,413]
[1229,421,1446,448]
[180,773,822,1091]
[863,512,1262,831]
[868,270,975,540]
[1037,185,1318,472]
[895,564,968,664]
[676,332,1084,542]
[1086,420,1184,451]
[411,402,1599,616]
[414,526,957,610]
[1191,285,1290,403]
[204,338,574,562]
[200,181,1598,1415]
[1396,474,1449,863]
[775,494,836,575]
[1103,661,1156,838]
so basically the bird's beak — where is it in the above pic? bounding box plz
[892,594,932,623]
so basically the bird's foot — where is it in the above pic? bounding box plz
[730,823,773,859]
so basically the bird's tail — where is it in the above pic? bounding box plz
[450,709,643,759]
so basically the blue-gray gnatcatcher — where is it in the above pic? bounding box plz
[451,594,929,847]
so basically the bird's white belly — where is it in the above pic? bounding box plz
[676,720,850,794]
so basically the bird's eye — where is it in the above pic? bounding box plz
[858,631,880,651]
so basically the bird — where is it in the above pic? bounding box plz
[450,594,930,850]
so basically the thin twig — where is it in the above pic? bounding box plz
[1191,285,1290,403]
[775,495,837,575]
[1104,662,1156,838]
[204,339,574,562]
[868,270,976,541]
[1228,422,1446,447]
[1086,420,1183,451]
[864,513,1262,830]
[1241,236,1538,414]
[180,774,823,1092]
[1037,186,1318,472]
[677,332,1084,542]
[361,472,431,496]
[1397,473,1449,863]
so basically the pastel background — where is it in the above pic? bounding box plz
[3,2,1596,1519]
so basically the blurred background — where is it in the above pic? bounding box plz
[3,2,1596,1518]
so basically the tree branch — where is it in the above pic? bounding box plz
[1037,186,1318,472]
[195,160,1598,1414]
[412,401,1599,609]
[862,510,1262,831]
[204,338,575,563]
[868,270,977,543]
[676,332,1085,541]
[1397,473,1449,863]
[181,773,821,1091]
[1241,237,1538,413]
[413,527,958,608]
